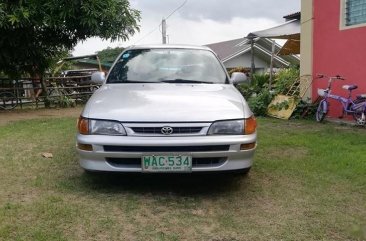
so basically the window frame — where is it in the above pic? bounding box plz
[340,0,366,30]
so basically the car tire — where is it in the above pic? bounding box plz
[234,167,251,176]
[83,169,98,176]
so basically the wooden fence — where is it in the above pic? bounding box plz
[0,76,100,109]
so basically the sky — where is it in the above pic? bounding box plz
[73,0,300,56]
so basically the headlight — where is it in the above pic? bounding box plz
[77,117,126,135]
[207,116,256,135]
[208,119,244,135]
[90,119,126,135]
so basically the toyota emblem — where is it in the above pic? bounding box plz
[161,126,173,135]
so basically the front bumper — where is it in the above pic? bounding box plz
[76,133,256,172]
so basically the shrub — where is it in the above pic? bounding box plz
[236,73,269,100]
[235,67,301,117]
[273,66,300,94]
[291,98,318,119]
[247,89,274,116]
[235,72,273,116]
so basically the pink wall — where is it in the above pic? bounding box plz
[313,0,366,118]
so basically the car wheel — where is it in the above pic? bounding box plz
[234,167,251,176]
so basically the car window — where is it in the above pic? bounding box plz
[107,48,227,84]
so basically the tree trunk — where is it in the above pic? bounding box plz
[39,75,50,108]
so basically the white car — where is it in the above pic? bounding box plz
[77,45,257,174]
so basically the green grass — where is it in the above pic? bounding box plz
[0,117,365,241]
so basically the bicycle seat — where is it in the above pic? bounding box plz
[342,84,358,90]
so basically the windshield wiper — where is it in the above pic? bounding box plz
[124,80,153,83]
[108,80,152,83]
[160,79,213,84]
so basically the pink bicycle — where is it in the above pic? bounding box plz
[316,74,366,126]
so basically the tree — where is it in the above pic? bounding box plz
[97,47,125,63]
[0,0,140,78]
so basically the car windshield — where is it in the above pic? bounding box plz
[107,48,228,84]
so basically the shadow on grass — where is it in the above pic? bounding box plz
[60,170,252,198]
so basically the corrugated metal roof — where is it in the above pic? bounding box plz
[283,12,301,21]
[206,37,300,67]
[206,38,251,61]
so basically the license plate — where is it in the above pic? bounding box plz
[142,155,192,173]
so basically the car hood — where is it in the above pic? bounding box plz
[82,84,251,122]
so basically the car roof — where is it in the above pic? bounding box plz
[125,44,212,51]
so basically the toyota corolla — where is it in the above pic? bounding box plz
[76,45,257,174]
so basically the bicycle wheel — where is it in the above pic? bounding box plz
[47,88,56,98]
[316,100,328,122]
[353,110,365,126]
[351,98,366,125]
[48,88,68,98]
[0,92,18,110]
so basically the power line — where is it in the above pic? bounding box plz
[132,0,188,45]
[165,0,188,20]
[132,23,161,45]
[162,0,188,44]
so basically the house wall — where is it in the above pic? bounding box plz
[223,52,269,70]
[313,0,366,118]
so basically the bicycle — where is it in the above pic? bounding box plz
[316,74,366,125]
[0,91,18,110]
[0,79,18,110]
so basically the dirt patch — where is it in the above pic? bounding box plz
[0,107,83,126]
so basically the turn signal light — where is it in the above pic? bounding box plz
[77,116,89,135]
[240,142,256,150]
[244,115,257,134]
[77,143,93,151]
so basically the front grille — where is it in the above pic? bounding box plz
[106,157,227,168]
[131,127,203,134]
[103,145,230,152]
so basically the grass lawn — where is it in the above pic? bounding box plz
[0,116,365,241]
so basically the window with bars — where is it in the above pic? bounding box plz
[345,0,366,26]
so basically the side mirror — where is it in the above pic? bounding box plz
[230,72,248,85]
[91,71,106,84]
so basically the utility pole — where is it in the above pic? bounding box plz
[269,40,275,90]
[162,19,167,44]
